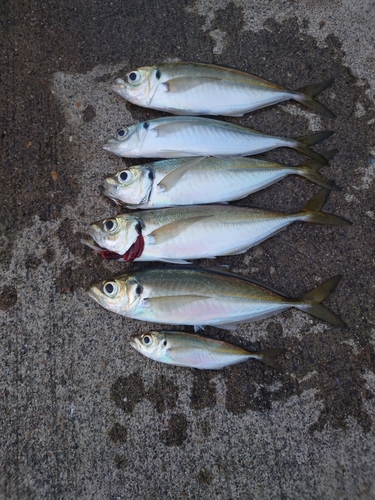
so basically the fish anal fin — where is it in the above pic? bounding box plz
[148,215,213,245]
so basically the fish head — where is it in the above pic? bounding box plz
[88,215,141,256]
[130,331,167,360]
[111,66,158,106]
[103,124,141,157]
[88,274,144,315]
[103,165,153,206]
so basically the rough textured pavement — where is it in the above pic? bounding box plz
[1,0,375,498]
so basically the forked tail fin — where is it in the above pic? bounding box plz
[293,131,334,165]
[296,149,338,189]
[294,79,335,118]
[295,275,347,327]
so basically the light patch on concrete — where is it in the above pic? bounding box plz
[280,103,323,131]
[52,64,135,229]
[186,0,375,102]
[209,28,227,54]
[353,162,375,190]
[355,102,366,118]
[342,339,360,355]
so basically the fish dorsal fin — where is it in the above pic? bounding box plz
[158,157,206,192]
[163,76,222,93]
[145,295,210,313]
[148,215,213,245]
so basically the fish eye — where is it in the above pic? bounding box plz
[103,281,118,297]
[104,218,118,232]
[116,128,128,140]
[127,70,141,84]
[142,335,153,347]
[117,170,132,184]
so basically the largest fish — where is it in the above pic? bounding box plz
[103,116,333,164]
[88,267,347,331]
[83,188,350,264]
[111,62,335,117]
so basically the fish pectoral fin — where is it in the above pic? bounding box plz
[145,295,210,313]
[163,76,222,93]
[148,215,213,245]
[154,121,193,137]
[158,157,206,192]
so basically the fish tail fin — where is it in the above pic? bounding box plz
[295,275,347,327]
[298,187,352,226]
[296,149,338,189]
[255,348,288,372]
[293,131,334,165]
[294,79,336,118]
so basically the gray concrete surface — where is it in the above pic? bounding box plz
[1,0,375,498]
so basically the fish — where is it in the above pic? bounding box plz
[83,188,350,264]
[87,266,347,331]
[111,62,335,118]
[130,330,287,370]
[103,116,333,164]
[103,151,337,209]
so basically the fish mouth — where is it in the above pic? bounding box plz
[87,286,102,305]
[102,180,119,199]
[111,85,126,97]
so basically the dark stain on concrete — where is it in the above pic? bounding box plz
[161,413,188,446]
[147,375,179,413]
[108,422,127,443]
[110,373,145,413]
[196,468,213,485]
[190,370,217,410]
[114,454,128,470]
[82,104,96,122]
[0,286,18,310]
[25,256,42,271]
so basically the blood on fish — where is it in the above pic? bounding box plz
[99,250,123,260]
[124,232,145,262]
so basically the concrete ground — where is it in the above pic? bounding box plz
[1,0,375,498]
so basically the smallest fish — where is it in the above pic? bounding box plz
[130,330,287,370]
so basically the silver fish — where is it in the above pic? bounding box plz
[130,330,287,370]
[83,188,350,264]
[88,267,347,331]
[103,116,333,164]
[103,152,337,209]
[111,62,335,117]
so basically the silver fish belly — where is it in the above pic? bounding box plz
[111,62,335,117]
[103,116,333,164]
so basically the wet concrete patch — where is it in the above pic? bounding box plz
[161,413,188,446]
[110,373,146,413]
[147,375,179,413]
[0,286,18,310]
[108,422,127,443]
